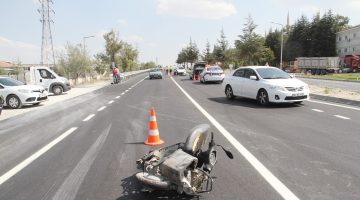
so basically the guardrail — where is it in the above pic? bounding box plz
[120,69,150,81]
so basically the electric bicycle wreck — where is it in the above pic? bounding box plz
[136,124,234,195]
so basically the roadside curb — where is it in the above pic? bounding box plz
[298,76,360,83]
[310,94,360,107]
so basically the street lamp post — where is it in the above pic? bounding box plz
[271,22,284,69]
[83,35,95,53]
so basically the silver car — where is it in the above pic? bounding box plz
[149,68,163,79]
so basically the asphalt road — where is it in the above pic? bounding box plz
[0,73,359,200]
[299,78,360,92]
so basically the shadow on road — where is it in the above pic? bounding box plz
[208,97,301,109]
[117,174,202,200]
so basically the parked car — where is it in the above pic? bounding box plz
[174,67,186,76]
[200,66,225,83]
[0,95,4,115]
[222,66,310,105]
[0,77,48,109]
[149,68,163,79]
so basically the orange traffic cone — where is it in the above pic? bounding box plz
[144,107,164,146]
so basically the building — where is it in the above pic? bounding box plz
[336,25,360,65]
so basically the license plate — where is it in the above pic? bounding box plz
[292,93,304,97]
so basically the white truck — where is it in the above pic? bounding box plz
[297,57,340,75]
[13,66,71,95]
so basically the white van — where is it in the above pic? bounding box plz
[26,66,71,95]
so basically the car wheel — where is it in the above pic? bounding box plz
[7,95,22,109]
[53,85,63,95]
[257,89,269,106]
[225,85,234,100]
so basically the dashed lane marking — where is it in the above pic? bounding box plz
[0,127,78,185]
[108,100,114,104]
[311,109,324,112]
[97,106,106,112]
[171,77,299,200]
[116,96,120,99]
[334,115,350,120]
[82,114,95,122]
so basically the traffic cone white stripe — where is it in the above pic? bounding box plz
[148,130,159,136]
[150,116,156,121]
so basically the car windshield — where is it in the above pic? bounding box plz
[0,77,25,86]
[256,68,291,79]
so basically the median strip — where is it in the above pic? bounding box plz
[0,127,78,185]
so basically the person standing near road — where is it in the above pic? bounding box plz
[169,65,173,76]
[112,66,119,84]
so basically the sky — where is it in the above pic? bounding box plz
[1,0,360,66]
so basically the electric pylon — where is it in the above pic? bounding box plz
[38,0,55,67]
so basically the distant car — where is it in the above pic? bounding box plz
[0,77,48,109]
[189,63,206,80]
[149,68,163,79]
[200,66,225,83]
[174,67,186,76]
[222,66,310,105]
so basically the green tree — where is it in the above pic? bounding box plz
[202,40,214,64]
[285,15,311,60]
[94,53,109,75]
[103,30,122,64]
[57,43,93,83]
[265,29,283,64]
[213,29,229,64]
[235,15,267,65]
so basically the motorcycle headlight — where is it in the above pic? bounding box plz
[269,85,286,91]
[17,89,32,93]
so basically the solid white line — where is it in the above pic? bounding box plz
[116,96,120,99]
[128,87,132,90]
[108,100,114,104]
[334,115,350,120]
[171,77,299,200]
[0,127,78,185]
[97,106,106,111]
[308,100,360,111]
[311,109,324,113]
[82,114,95,122]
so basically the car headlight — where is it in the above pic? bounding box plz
[269,85,286,91]
[17,89,32,93]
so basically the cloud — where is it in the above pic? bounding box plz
[0,36,40,63]
[125,35,145,44]
[156,0,237,19]
[117,19,127,26]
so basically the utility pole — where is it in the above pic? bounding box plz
[38,0,55,67]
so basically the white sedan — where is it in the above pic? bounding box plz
[0,77,48,109]
[222,66,310,105]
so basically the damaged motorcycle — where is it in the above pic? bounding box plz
[136,124,234,195]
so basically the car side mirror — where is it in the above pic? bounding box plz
[250,75,257,80]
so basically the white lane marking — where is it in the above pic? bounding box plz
[171,77,299,200]
[334,115,350,120]
[121,92,125,95]
[311,109,324,113]
[308,100,360,111]
[82,114,95,122]
[52,125,111,200]
[116,96,120,99]
[0,127,78,186]
[125,90,129,92]
[97,106,106,111]
[108,100,114,104]
[128,87,132,90]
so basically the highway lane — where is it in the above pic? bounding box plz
[172,75,360,200]
[0,74,282,200]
